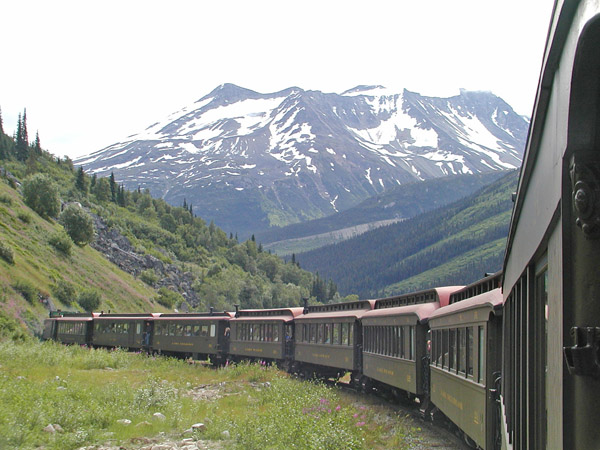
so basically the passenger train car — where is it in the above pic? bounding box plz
[43,2,598,447]
[501,1,600,448]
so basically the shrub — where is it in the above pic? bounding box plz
[52,280,77,305]
[139,268,159,286]
[0,241,14,264]
[154,287,183,309]
[77,289,101,312]
[13,279,37,303]
[22,173,61,218]
[48,230,73,256]
[17,211,32,223]
[0,193,12,205]
[59,204,95,246]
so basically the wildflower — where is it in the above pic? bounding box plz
[353,413,359,418]
[355,421,366,427]
[320,398,329,405]
[335,405,341,411]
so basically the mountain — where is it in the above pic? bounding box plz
[256,171,508,255]
[295,170,518,298]
[75,84,528,237]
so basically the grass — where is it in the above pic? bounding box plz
[0,340,422,449]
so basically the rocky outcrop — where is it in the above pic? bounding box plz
[90,214,198,309]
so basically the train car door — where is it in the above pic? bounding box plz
[284,323,294,358]
[142,320,153,350]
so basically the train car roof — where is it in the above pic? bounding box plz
[362,302,441,323]
[374,286,463,310]
[95,313,161,320]
[296,308,375,321]
[52,316,95,322]
[231,307,304,322]
[428,288,503,324]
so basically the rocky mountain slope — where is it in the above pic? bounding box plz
[76,84,528,237]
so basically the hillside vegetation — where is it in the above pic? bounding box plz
[0,110,341,336]
[257,172,506,255]
[297,171,518,297]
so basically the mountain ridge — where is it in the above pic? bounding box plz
[76,84,528,237]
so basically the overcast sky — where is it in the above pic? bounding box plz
[1,0,554,160]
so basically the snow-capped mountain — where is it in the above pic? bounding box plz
[76,83,528,237]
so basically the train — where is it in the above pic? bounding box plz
[43,274,502,449]
[44,1,600,448]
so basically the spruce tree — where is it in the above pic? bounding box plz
[109,172,117,202]
[75,167,87,192]
[117,184,126,206]
[15,109,29,161]
[33,131,41,155]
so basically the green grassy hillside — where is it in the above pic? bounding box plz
[0,177,160,336]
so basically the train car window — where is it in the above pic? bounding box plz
[341,323,348,345]
[449,329,456,371]
[467,327,474,377]
[210,324,216,338]
[273,324,279,342]
[442,329,448,369]
[478,326,484,383]
[409,326,415,360]
[348,323,353,346]
[136,323,142,335]
[333,323,340,345]
[316,323,322,343]
[459,328,466,375]
[310,324,316,342]
[324,323,331,344]
[399,327,404,359]
[248,325,253,341]
[200,325,207,337]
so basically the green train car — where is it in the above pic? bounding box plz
[92,313,158,350]
[229,307,303,366]
[152,312,233,362]
[501,1,600,448]
[294,300,375,380]
[429,288,503,449]
[43,312,96,345]
[361,287,459,400]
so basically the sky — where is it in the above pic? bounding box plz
[1,0,555,160]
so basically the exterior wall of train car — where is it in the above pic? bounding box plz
[152,316,231,360]
[361,304,437,396]
[93,315,153,349]
[44,316,94,345]
[429,289,503,450]
[229,308,303,363]
[502,1,600,448]
[294,301,375,378]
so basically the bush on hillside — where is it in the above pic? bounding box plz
[59,204,95,246]
[48,230,73,256]
[155,287,183,309]
[77,289,101,312]
[0,241,14,264]
[140,268,159,286]
[13,279,37,303]
[52,280,77,305]
[17,211,32,223]
[22,173,61,219]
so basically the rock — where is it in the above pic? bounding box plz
[221,430,230,439]
[183,428,194,435]
[57,386,67,390]
[53,423,64,433]
[136,421,152,427]
[117,419,132,425]
[43,424,56,433]
[191,423,206,432]
[153,412,166,421]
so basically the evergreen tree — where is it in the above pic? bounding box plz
[0,106,3,136]
[91,173,97,188]
[117,184,126,207]
[75,167,87,192]
[183,198,187,210]
[33,131,41,155]
[109,172,117,202]
[15,113,28,161]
